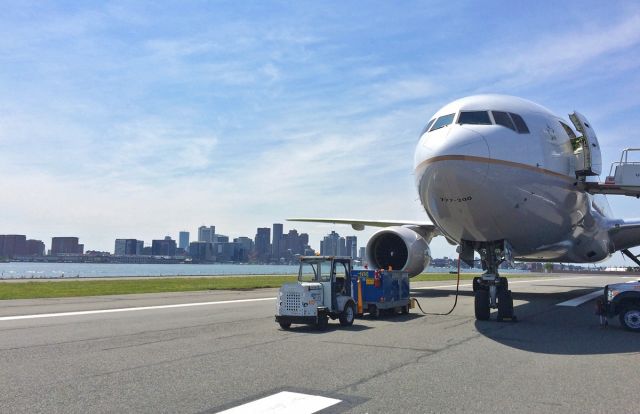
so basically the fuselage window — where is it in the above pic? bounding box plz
[421,118,435,135]
[492,111,516,131]
[429,113,455,131]
[509,113,530,134]
[457,111,492,125]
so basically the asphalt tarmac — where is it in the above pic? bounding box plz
[1,273,638,413]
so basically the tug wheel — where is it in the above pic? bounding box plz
[317,314,329,331]
[339,302,356,326]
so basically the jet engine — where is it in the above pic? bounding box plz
[366,226,432,277]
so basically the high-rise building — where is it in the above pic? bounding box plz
[151,236,177,256]
[0,235,27,258]
[114,239,141,256]
[345,236,357,259]
[213,242,241,262]
[359,247,366,261]
[272,223,283,260]
[189,241,214,262]
[136,240,144,255]
[51,237,83,255]
[213,234,229,243]
[234,237,254,262]
[178,231,190,250]
[26,239,45,256]
[337,236,346,256]
[320,231,340,256]
[198,225,215,243]
[300,233,309,248]
[254,227,271,262]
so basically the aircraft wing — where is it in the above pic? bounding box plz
[287,218,438,233]
[609,219,640,251]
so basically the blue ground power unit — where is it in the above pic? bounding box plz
[350,269,410,316]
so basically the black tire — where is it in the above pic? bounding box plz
[497,289,514,320]
[317,314,329,331]
[369,305,380,319]
[499,277,509,291]
[472,277,481,292]
[401,304,409,315]
[278,321,291,330]
[339,302,356,326]
[474,290,490,321]
[619,305,640,332]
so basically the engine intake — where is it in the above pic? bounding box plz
[366,226,432,277]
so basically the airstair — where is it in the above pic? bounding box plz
[581,148,640,198]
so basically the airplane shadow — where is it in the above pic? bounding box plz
[411,287,640,356]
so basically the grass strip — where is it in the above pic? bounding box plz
[0,272,542,300]
[0,275,297,300]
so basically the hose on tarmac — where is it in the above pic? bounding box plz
[412,253,461,316]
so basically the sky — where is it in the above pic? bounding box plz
[1,1,640,265]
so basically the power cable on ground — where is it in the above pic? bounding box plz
[412,253,461,316]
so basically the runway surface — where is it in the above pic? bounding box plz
[1,273,638,413]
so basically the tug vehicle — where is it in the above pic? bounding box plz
[275,256,356,330]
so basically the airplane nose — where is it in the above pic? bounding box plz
[414,126,492,241]
[414,126,491,184]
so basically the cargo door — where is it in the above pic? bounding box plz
[569,111,602,176]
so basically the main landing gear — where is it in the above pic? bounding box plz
[471,241,517,322]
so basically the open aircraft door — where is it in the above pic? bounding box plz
[570,111,602,177]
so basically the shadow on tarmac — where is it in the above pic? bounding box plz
[278,312,422,334]
[411,287,640,355]
[279,322,373,334]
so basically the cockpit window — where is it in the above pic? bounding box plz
[510,113,530,134]
[421,118,435,135]
[458,111,492,125]
[429,113,455,131]
[492,111,516,131]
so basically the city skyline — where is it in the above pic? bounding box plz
[1,3,639,265]
[0,222,352,261]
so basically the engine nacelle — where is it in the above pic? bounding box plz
[366,226,432,277]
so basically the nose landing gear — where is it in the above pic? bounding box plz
[468,241,517,322]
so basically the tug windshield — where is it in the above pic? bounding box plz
[298,262,319,282]
[298,260,333,282]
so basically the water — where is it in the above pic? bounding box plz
[0,262,301,279]
[0,262,529,279]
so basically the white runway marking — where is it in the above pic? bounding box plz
[556,280,636,307]
[217,391,341,414]
[0,297,276,321]
[556,290,602,307]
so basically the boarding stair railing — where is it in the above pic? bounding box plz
[581,148,640,198]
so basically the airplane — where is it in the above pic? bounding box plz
[290,94,640,322]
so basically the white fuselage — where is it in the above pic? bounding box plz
[414,95,615,263]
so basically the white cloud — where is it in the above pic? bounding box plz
[460,12,640,91]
